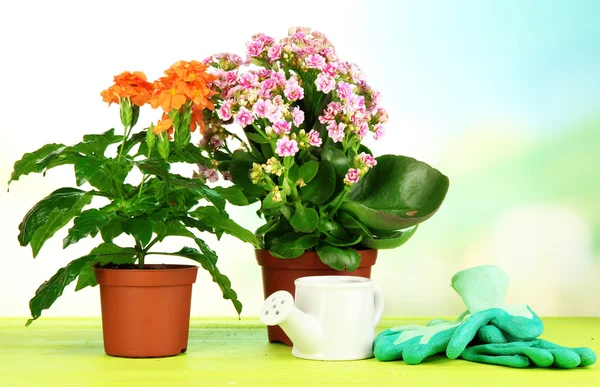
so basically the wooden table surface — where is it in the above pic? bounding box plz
[0,317,598,386]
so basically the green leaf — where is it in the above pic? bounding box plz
[174,118,192,149]
[340,155,449,231]
[301,160,336,204]
[136,160,227,216]
[269,232,320,258]
[229,150,264,196]
[74,157,131,197]
[316,244,360,271]
[63,209,111,248]
[73,129,122,156]
[27,243,137,325]
[246,132,270,144]
[8,143,76,186]
[75,243,138,291]
[361,226,418,249]
[157,131,170,160]
[262,192,285,210]
[146,128,156,155]
[169,143,211,165]
[255,218,279,237]
[100,217,125,242]
[323,233,363,247]
[192,206,263,249]
[18,188,93,257]
[171,247,242,315]
[290,203,319,233]
[321,146,349,201]
[123,217,154,246]
[299,160,319,183]
[212,186,249,206]
[337,212,373,238]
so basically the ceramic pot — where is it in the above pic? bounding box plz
[255,249,378,346]
[94,264,198,358]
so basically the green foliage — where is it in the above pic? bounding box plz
[10,104,258,324]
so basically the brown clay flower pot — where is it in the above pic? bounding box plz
[94,264,198,358]
[255,249,378,346]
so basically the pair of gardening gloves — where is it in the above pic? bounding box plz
[374,265,597,368]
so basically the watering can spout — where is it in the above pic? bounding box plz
[260,291,324,356]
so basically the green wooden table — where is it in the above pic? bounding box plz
[0,317,598,386]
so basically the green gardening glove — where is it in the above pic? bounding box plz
[462,325,597,368]
[446,265,544,359]
[374,314,465,364]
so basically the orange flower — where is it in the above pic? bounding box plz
[100,71,154,106]
[190,106,207,133]
[151,79,187,112]
[151,60,218,114]
[153,113,174,136]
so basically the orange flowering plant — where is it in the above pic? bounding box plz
[9,61,261,325]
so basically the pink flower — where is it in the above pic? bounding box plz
[307,129,322,146]
[318,101,342,124]
[224,71,238,85]
[239,72,258,89]
[275,136,299,157]
[273,119,292,135]
[264,99,283,123]
[253,99,268,117]
[210,136,223,148]
[218,100,233,121]
[305,54,325,69]
[356,122,369,140]
[254,33,275,45]
[327,121,345,143]
[257,69,272,79]
[344,168,361,185]
[375,107,389,123]
[268,44,282,61]
[336,82,353,100]
[222,170,233,182]
[235,106,254,127]
[322,62,338,77]
[315,73,336,94]
[205,168,219,183]
[359,152,377,168]
[374,123,384,140]
[246,40,265,57]
[371,90,382,108]
[292,106,305,127]
[284,80,304,101]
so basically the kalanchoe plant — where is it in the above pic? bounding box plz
[196,27,450,271]
[9,61,261,325]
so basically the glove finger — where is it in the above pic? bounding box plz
[534,339,597,367]
[470,342,554,367]
[461,347,530,368]
[477,325,508,344]
[401,328,456,365]
[492,305,544,340]
[447,309,499,359]
[373,334,420,362]
[375,325,426,342]
[546,348,581,369]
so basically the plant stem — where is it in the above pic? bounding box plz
[135,240,145,269]
[118,125,130,161]
[326,189,349,220]
[138,174,147,199]
[142,235,162,255]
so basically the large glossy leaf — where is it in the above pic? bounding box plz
[211,186,249,206]
[63,209,111,248]
[74,156,131,197]
[269,232,320,258]
[27,243,137,325]
[169,247,242,315]
[300,160,336,204]
[100,216,125,242]
[8,143,76,185]
[360,226,418,249]
[72,129,122,156]
[74,244,139,291]
[123,217,154,246]
[340,155,449,231]
[229,150,264,196]
[316,244,360,271]
[321,146,350,201]
[191,206,263,249]
[18,188,93,257]
[290,203,319,233]
[169,143,211,164]
[136,159,227,215]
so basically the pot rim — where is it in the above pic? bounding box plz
[94,264,198,272]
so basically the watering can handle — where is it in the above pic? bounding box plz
[373,283,384,328]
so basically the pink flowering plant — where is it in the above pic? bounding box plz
[197,27,449,270]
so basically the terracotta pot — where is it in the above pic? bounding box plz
[255,249,378,346]
[94,264,198,358]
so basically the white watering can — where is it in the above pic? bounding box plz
[260,276,384,361]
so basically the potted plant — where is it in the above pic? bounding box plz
[8,61,261,357]
[196,27,450,345]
